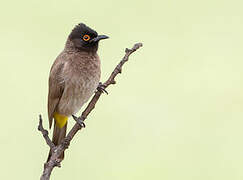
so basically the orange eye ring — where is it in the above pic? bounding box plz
[83,34,90,41]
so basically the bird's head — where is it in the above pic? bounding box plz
[68,23,109,53]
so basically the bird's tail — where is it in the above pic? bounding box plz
[47,121,67,161]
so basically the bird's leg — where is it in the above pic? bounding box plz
[72,115,86,128]
[97,82,108,94]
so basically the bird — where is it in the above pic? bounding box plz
[47,23,108,160]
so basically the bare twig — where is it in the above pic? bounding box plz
[38,115,55,149]
[39,43,143,180]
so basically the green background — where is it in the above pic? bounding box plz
[1,0,243,179]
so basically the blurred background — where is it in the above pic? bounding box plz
[0,0,243,179]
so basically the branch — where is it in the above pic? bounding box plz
[39,43,143,180]
[38,115,55,149]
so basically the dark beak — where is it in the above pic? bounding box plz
[90,35,109,43]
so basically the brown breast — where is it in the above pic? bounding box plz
[57,51,101,116]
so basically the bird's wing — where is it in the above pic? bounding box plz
[48,58,65,129]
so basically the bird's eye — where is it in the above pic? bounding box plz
[83,34,90,41]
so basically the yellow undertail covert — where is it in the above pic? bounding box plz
[53,112,68,128]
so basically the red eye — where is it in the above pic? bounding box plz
[83,34,90,41]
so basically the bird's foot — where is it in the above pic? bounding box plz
[97,82,108,94]
[72,115,86,128]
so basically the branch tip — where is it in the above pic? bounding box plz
[133,43,143,50]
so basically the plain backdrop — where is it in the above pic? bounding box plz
[0,0,243,179]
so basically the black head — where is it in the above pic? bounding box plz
[68,23,108,53]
